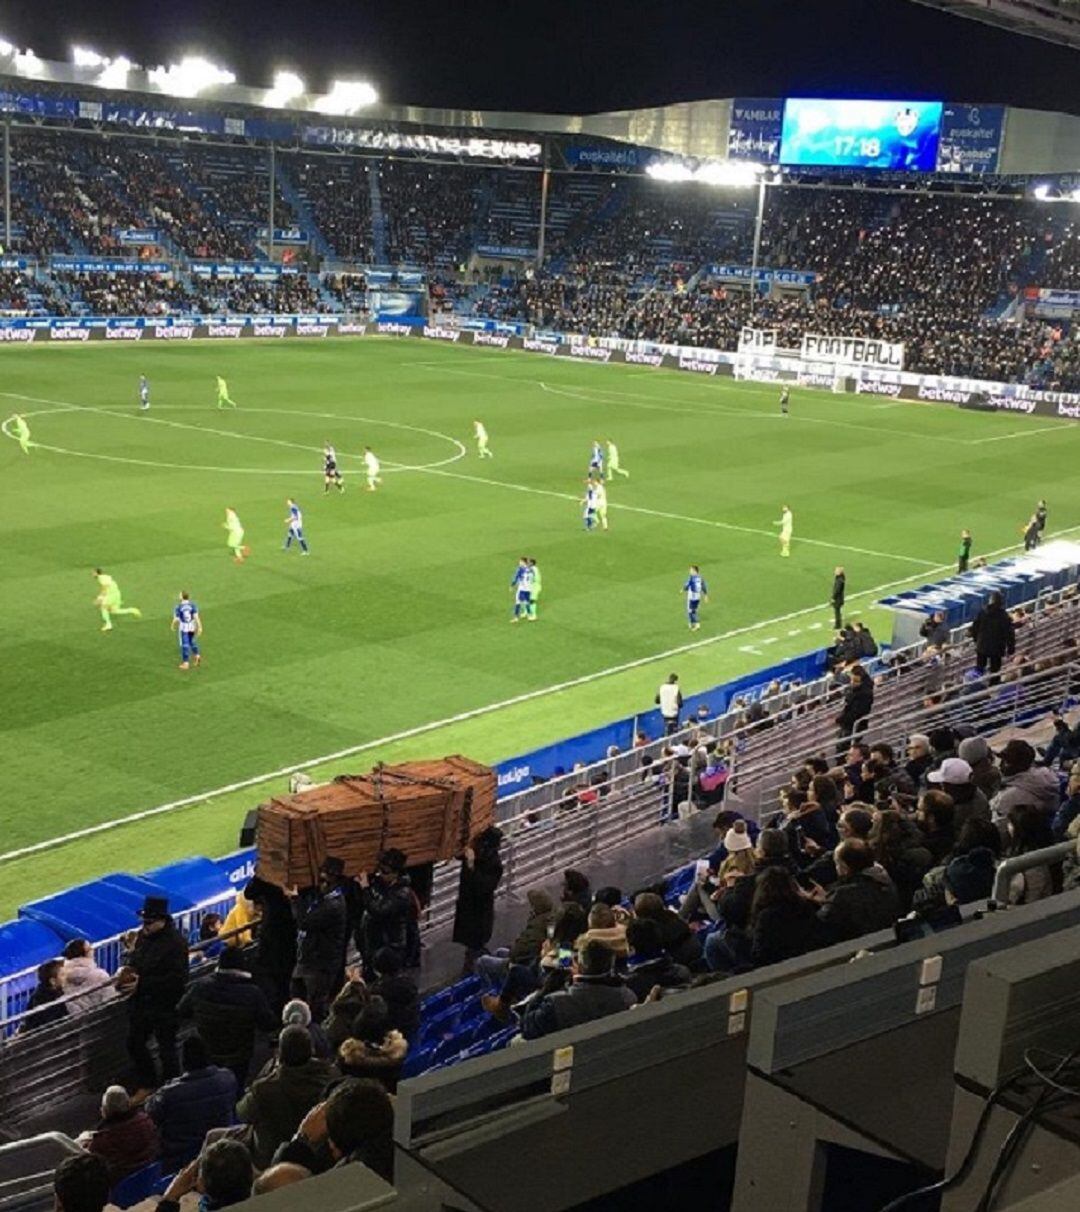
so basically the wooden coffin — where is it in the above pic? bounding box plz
[255,755,496,888]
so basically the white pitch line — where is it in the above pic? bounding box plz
[417,455,940,568]
[969,423,1077,445]
[0,394,467,473]
[3,526,1075,865]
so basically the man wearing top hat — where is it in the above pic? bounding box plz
[119,895,190,1094]
[291,857,348,1020]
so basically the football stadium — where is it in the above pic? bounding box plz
[3,3,1080,1210]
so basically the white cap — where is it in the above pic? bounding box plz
[928,757,973,785]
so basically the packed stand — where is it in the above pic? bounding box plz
[380,160,484,270]
[189,274,324,315]
[289,155,374,263]
[179,147,298,251]
[55,270,197,316]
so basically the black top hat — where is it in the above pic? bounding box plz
[138,895,170,921]
[320,856,346,879]
[376,848,407,875]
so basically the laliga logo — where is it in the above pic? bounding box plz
[497,765,530,787]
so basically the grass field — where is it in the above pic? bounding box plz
[3,335,1080,920]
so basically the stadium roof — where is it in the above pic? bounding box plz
[910,0,1080,51]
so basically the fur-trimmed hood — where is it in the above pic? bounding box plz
[338,1029,408,1070]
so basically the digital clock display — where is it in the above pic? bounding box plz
[779,99,943,171]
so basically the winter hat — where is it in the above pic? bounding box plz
[943,848,996,904]
[958,736,992,766]
[724,821,753,853]
[281,999,312,1027]
[527,889,555,915]
[929,758,973,786]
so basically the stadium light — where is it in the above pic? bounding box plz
[0,38,14,57]
[1033,184,1053,201]
[97,56,133,89]
[13,48,43,76]
[72,46,108,68]
[265,69,306,108]
[647,159,769,187]
[315,79,379,115]
[148,56,236,97]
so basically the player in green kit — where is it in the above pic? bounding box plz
[527,558,541,620]
[7,413,31,454]
[93,569,142,632]
[605,439,629,480]
[224,507,250,564]
[216,376,237,409]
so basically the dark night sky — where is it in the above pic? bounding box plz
[2,0,1080,116]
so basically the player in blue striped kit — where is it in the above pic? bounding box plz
[683,565,708,631]
[138,375,150,411]
[510,556,534,622]
[171,591,202,670]
[582,480,600,531]
[589,439,604,478]
[283,498,310,554]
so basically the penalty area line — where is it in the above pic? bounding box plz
[1,526,1075,866]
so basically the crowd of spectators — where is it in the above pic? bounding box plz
[190,274,322,315]
[381,160,483,270]
[56,270,195,316]
[292,156,374,263]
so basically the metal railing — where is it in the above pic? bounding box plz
[992,840,1076,905]
[0,891,240,1036]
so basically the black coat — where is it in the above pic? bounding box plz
[359,878,413,956]
[920,617,949,648]
[971,604,1016,659]
[750,900,820,967]
[817,871,900,944]
[831,574,846,607]
[177,970,277,1068]
[128,921,189,1015]
[452,851,503,949]
[245,877,298,982]
[837,680,874,733]
[622,955,690,1002]
[294,888,348,975]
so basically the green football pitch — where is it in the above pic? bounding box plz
[2,336,1079,920]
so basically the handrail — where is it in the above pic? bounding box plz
[992,840,1077,905]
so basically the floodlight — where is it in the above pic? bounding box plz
[266,69,306,108]
[98,56,133,90]
[149,56,236,97]
[695,160,763,187]
[1033,184,1052,201]
[14,48,43,76]
[72,46,108,68]
[315,79,379,115]
[0,38,14,57]
[646,161,694,182]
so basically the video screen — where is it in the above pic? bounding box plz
[780,99,943,171]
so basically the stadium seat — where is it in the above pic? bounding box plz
[110,1161,163,1209]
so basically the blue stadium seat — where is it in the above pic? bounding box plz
[401,1045,437,1079]
[110,1162,163,1209]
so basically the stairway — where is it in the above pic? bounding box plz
[275,161,334,261]
[369,161,388,265]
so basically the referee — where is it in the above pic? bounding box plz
[830,566,846,630]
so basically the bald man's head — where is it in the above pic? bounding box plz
[251,1163,311,1196]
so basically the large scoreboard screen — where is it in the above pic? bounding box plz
[780,99,943,171]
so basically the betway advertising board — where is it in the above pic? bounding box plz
[2,315,1077,423]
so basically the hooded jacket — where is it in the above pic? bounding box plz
[336,1030,408,1093]
[62,955,116,1011]
[177,969,278,1068]
[146,1065,238,1170]
[991,767,1062,821]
